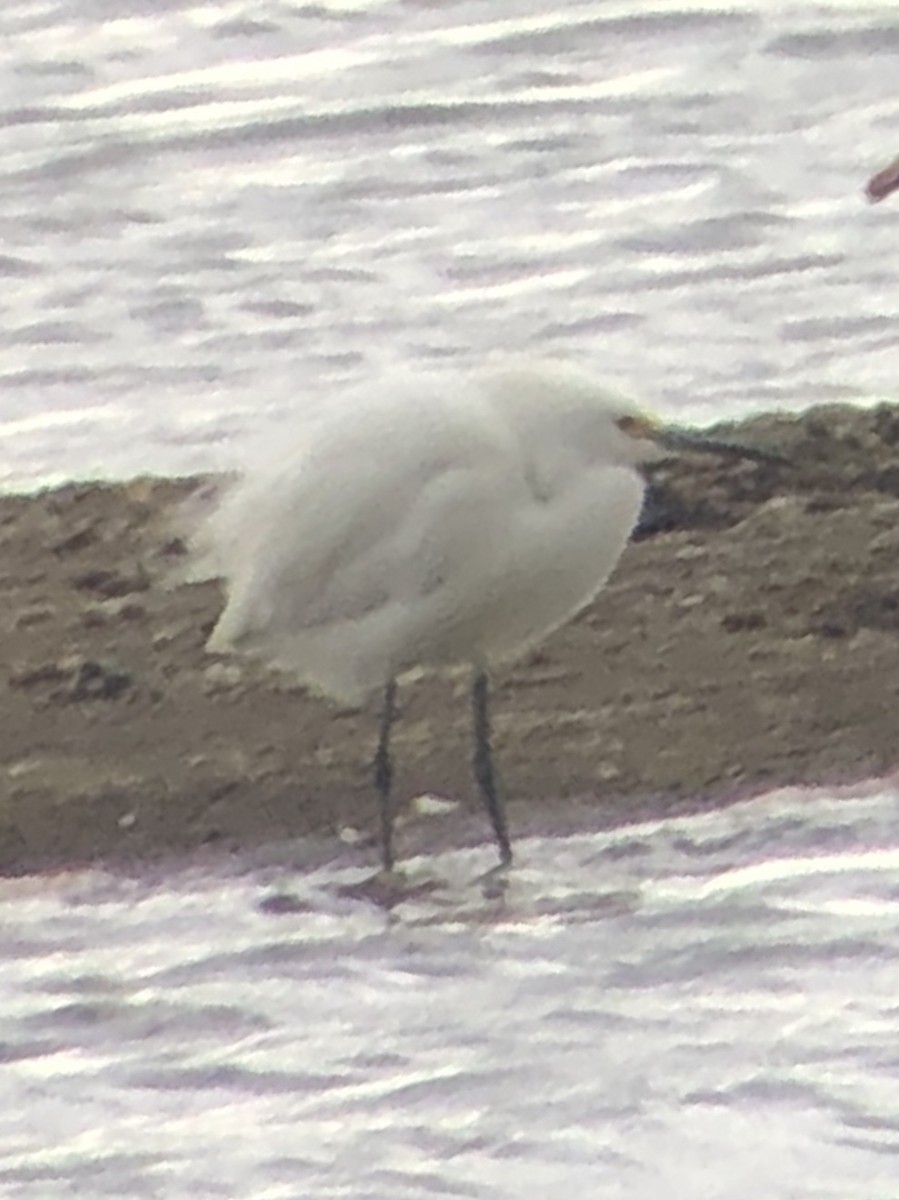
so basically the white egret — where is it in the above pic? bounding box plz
[198,361,778,873]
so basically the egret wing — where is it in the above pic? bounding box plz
[205,389,515,650]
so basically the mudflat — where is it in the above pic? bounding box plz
[1,401,897,874]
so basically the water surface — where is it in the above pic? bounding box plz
[1,0,898,488]
[2,786,898,1197]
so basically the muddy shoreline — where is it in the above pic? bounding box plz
[1,400,897,875]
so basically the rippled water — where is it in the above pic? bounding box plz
[2,786,899,1198]
[1,0,898,488]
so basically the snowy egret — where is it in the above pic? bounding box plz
[198,361,779,873]
[866,155,899,203]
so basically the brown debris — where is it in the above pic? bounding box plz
[866,155,899,203]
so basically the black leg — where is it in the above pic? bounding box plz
[374,678,399,872]
[471,670,513,866]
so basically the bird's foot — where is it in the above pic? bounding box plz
[476,856,512,900]
[336,866,440,910]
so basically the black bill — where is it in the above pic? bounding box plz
[655,425,787,465]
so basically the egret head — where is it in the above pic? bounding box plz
[485,361,783,471]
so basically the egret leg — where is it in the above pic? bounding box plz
[471,670,513,867]
[374,678,399,872]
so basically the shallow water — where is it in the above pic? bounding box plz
[1,0,898,488]
[2,785,898,1198]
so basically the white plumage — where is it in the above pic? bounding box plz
[203,362,652,704]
